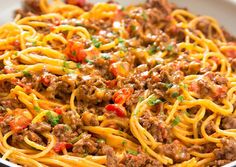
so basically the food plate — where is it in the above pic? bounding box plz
[0,0,235,167]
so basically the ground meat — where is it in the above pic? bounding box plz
[53,124,78,142]
[118,148,163,167]
[145,0,172,16]
[81,111,99,126]
[205,120,215,135]
[0,115,14,134]
[23,0,41,14]
[46,78,74,103]
[191,72,228,101]
[62,110,83,132]
[76,75,113,104]
[139,110,173,143]
[72,133,98,154]
[231,59,236,71]
[189,142,217,154]
[213,137,236,163]
[104,145,118,167]
[0,80,15,93]
[0,98,25,110]
[26,131,46,146]
[157,140,190,163]
[29,122,52,133]
[221,117,236,129]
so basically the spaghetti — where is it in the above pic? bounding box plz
[0,0,236,166]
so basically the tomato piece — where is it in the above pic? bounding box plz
[3,66,14,74]
[54,142,73,153]
[113,88,134,105]
[53,107,63,115]
[223,49,236,59]
[105,104,126,117]
[110,61,129,77]
[64,41,87,63]
[9,115,31,132]
[189,82,199,92]
[41,75,51,87]
[65,0,86,7]
[105,80,117,88]
[210,56,220,65]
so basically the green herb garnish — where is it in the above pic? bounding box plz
[97,138,106,143]
[164,83,173,89]
[122,140,127,146]
[142,11,148,20]
[148,45,157,55]
[91,37,102,48]
[172,116,180,126]
[76,63,82,68]
[131,25,136,31]
[127,149,138,156]
[138,96,144,102]
[166,45,174,51]
[22,71,32,78]
[85,59,93,65]
[101,53,111,60]
[46,111,61,126]
[63,61,69,68]
[72,50,77,56]
[34,106,40,112]
[171,92,179,98]
[118,37,125,43]
[177,95,184,102]
[147,96,162,106]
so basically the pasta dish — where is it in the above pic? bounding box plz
[0,0,236,166]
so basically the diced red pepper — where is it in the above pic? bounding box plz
[53,107,63,115]
[105,104,126,117]
[113,88,134,105]
[110,61,129,77]
[54,142,73,153]
[64,40,87,63]
[65,0,86,7]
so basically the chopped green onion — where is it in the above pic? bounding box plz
[122,140,127,146]
[101,53,111,60]
[131,25,136,31]
[172,116,180,126]
[46,111,61,126]
[85,59,93,65]
[138,96,144,102]
[91,37,102,48]
[127,149,138,156]
[34,106,40,112]
[166,45,174,51]
[22,71,32,78]
[171,92,179,98]
[72,50,77,56]
[118,37,125,43]
[97,138,106,143]
[147,96,162,106]
[177,95,184,102]
[142,11,148,20]
[63,61,69,68]
[164,83,173,89]
[76,63,82,68]
[148,45,156,55]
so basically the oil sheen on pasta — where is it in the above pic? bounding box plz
[0,0,236,166]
